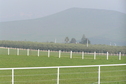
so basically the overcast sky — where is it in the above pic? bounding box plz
[0,0,126,21]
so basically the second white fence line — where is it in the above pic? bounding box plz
[0,64,126,84]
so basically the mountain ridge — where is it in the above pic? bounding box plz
[0,8,126,45]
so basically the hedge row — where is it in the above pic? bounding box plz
[0,40,126,54]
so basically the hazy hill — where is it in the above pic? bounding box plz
[0,8,126,45]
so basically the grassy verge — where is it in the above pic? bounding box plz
[0,48,126,84]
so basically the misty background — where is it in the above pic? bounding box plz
[0,0,126,46]
[0,0,126,22]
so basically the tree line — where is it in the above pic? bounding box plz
[0,40,126,54]
[64,34,91,44]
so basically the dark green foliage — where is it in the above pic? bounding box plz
[0,40,126,54]
[80,34,91,44]
[64,37,69,43]
[70,38,76,43]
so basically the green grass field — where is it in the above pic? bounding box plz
[0,48,126,84]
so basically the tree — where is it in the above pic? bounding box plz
[80,34,86,44]
[64,37,69,43]
[70,38,76,43]
[80,34,91,44]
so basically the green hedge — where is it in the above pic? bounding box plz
[0,40,126,54]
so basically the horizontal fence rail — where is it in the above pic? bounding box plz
[0,47,125,60]
[0,64,126,84]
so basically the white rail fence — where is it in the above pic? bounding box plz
[0,47,125,60]
[0,64,126,84]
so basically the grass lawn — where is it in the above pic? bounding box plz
[0,48,126,84]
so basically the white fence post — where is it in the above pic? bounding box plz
[57,67,60,84]
[119,52,121,60]
[70,51,72,59]
[98,66,100,84]
[94,52,96,60]
[59,50,61,58]
[38,49,39,57]
[27,49,29,56]
[8,48,10,55]
[82,52,84,59]
[48,50,50,57]
[12,69,14,84]
[107,52,108,60]
[17,48,19,56]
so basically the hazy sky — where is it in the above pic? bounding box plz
[0,0,126,21]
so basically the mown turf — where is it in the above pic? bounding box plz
[0,48,126,84]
